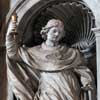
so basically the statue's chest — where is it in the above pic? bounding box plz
[32,48,70,65]
[35,51,61,62]
[28,46,76,71]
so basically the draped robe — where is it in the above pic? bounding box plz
[6,34,96,100]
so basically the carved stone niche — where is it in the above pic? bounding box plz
[6,0,96,77]
[6,0,97,99]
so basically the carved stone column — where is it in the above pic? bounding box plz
[94,30,100,100]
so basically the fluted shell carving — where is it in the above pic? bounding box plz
[41,1,95,51]
[7,0,95,54]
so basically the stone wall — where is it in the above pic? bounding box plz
[0,0,9,100]
[0,47,6,100]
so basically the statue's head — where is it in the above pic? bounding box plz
[40,19,65,42]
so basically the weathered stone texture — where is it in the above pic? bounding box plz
[0,47,6,100]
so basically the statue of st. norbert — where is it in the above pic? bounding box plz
[6,15,96,100]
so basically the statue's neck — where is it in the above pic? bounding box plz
[45,40,59,47]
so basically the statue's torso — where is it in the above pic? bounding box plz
[27,43,81,71]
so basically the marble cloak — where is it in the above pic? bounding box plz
[6,35,96,100]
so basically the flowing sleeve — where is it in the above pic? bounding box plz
[74,65,96,100]
[73,50,96,99]
[73,50,96,87]
[6,25,39,99]
[6,22,28,61]
[74,65,95,87]
[6,29,19,60]
[6,22,36,65]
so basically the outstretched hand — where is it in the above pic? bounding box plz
[7,13,18,36]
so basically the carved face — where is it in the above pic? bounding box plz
[47,26,65,42]
[41,19,65,42]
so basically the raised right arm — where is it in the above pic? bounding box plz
[6,14,19,59]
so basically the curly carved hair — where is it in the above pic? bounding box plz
[40,19,65,40]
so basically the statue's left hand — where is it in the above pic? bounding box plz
[81,84,94,91]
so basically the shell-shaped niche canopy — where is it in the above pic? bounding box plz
[6,0,96,58]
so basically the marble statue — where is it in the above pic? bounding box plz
[6,15,96,100]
